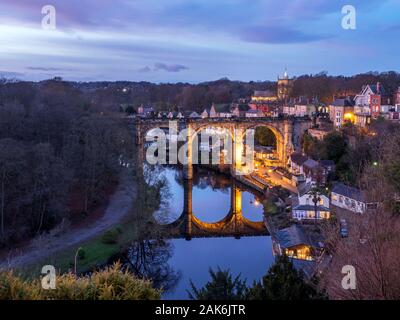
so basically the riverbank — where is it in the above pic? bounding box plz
[0,168,137,273]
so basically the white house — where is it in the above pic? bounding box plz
[292,183,330,221]
[209,104,218,118]
[167,111,176,119]
[201,109,208,118]
[331,182,366,214]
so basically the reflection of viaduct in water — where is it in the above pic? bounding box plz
[161,179,268,239]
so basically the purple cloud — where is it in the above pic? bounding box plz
[154,63,189,73]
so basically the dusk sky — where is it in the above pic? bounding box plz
[0,0,399,83]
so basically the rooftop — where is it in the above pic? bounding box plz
[332,182,365,202]
[253,90,275,97]
[275,225,314,249]
[290,153,308,166]
[303,159,319,169]
[331,97,355,107]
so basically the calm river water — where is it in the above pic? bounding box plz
[119,166,275,299]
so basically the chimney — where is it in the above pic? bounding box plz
[377,82,381,94]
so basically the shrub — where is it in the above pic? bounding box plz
[0,271,40,300]
[0,263,160,300]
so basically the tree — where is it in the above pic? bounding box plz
[247,255,326,300]
[0,139,27,242]
[255,127,276,148]
[188,267,248,300]
[322,132,347,163]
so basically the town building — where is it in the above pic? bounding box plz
[167,111,176,119]
[329,97,355,128]
[214,104,234,118]
[231,103,249,117]
[331,182,366,214]
[250,90,277,105]
[292,183,330,221]
[277,69,294,102]
[354,82,393,119]
[206,103,234,118]
[248,69,293,115]
[201,109,208,118]
[303,159,328,185]
[283,96,315,117]
[273,224,323,261]
[137,105,155,118]
[209,103,218,118]
[245,109,264,117]
[288,152,308,175]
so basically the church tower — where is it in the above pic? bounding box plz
[277,69,294,101]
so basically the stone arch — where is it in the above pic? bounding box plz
[244,123,286,165]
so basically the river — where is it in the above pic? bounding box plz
[118,166,275,299]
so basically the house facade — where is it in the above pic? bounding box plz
[331,182,366,214]
[329,97,355,128]
[283,97,315,117]
[273,225,322,261]
[303,159,328,185]
[231,103,249,117]
[354,83,393,119]
[288,152,308,175]
[292,183,330,221]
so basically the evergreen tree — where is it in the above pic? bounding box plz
[188,267,248,300]
[247,255,326,300]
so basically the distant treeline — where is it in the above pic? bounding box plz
[2,71,400,114]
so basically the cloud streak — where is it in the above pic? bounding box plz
[154,63,189,72]
[27,67,74,72]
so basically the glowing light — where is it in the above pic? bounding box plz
[254,200,260,206]
[344,112,354,122]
